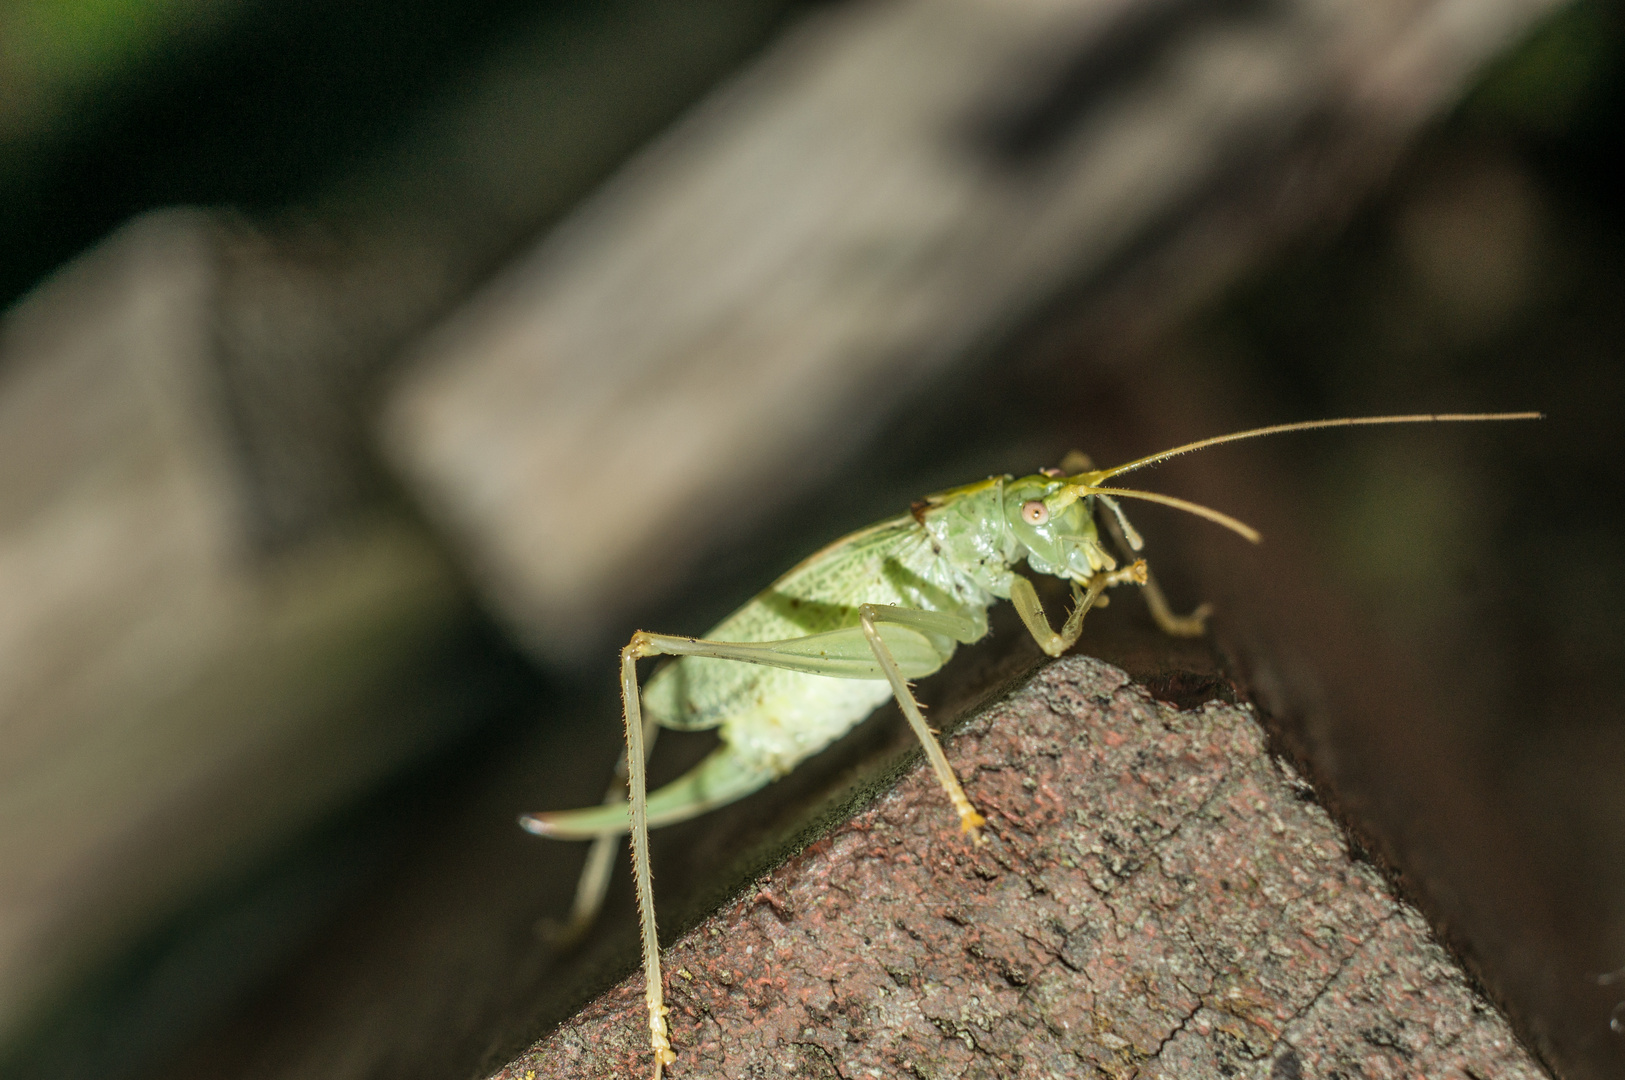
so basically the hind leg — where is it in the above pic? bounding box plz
[532,712,658,951]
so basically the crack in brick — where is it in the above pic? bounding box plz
[1100,765,1244,930]
[1254,914,1384,1065]
[1147,995,1208,1064]
[790,1041,847,1080]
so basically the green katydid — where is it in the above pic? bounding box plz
[521,412,1538,1078]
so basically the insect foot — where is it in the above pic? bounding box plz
[650,1007,675,1078]
[959,805,987,845]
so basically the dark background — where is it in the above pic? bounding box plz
[1,1,1621,1078]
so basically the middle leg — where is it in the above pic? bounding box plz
[857,604,989,839]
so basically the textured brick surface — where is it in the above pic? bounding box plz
[498,657,1544,1079]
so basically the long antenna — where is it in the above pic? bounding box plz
[1085,412,1542,483]
[1087,486,1261,543]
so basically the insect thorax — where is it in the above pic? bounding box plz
[919,474,1114,593]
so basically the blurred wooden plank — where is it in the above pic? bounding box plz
[507,656,1546,1078]
[0,211,477,1056]
[381,0,1564,665]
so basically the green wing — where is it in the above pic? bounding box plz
[641,516,928,729]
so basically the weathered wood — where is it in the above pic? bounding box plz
[504,657,1544,1078]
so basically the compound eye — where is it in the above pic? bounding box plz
[1021,500,1049,526]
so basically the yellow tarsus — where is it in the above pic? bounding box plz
[961,807,987,846]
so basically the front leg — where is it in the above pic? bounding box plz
[1009,561,1148,658]
[1139,571,1211,638]
[1094,493,1210,638]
